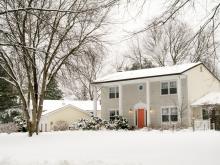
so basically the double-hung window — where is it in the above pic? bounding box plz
[161,82,169,95]
[161,107,178,122]
[169,81,177,94]
[162,108,169,122]
[109,110,119,121]
[161,81,177,95]
[202,109,209,120]
[170,107,178,122]
[109,87,119,99]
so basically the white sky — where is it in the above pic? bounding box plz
[100,0,220,77]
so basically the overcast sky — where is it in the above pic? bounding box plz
[100,0,220,76]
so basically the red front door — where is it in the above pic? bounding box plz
[138,109,145,128]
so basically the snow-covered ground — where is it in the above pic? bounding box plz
[0,130,220,165]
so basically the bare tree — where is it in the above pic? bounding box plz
[111,57,128,72]
[190,28,219,76]
[62,44,105,100]
[125,37,155,70]
[138,1,220,35]
[127,17,219,76]
[170,96,188,128]
[143,22,168,66]
[0,0,117,136]
[126,37,145,69]
[134,0,220,71]
[143,19,193,66]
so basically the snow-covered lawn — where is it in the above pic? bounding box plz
[0,130,220,165]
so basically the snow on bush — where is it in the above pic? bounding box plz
[0,122,19,133]
[71,116,130,130]
[106,116,130,130]
[53,121,69,131]
[0,108,21,123]
[70,117,105,130]
[13,115,27,132]
[0,108,26,132]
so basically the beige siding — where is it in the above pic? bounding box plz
[41,106,91,131]
[150,81,177,128]
[150,78,188,128]
[181,78,189,126]
[96,110,101,118]
[122,83,146,125]
[192,107,203,119]
[101,83,146,125]
[185,64,220,103]
[101,86,119,120]
[184,64,220,124]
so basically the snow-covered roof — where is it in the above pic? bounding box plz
[191,92,220,106]
[94,62,201,84]
[41,100,101,115]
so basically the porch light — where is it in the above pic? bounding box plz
[129,109,133,113]
[150,107,153,113]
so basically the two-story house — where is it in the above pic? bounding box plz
[92,62,220,128]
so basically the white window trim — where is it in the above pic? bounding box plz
[109,109,119,120]
[161,106,179,123]
[160,80,177,96]
[109,86,119,99]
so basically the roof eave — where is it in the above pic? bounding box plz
[92,72,182,84]
[92,62,204,85]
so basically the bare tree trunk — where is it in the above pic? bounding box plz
[27,121,35,137]
[36,120,39,135]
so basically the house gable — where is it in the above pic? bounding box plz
[183,64,220,103]
[47,105,91,124]
[42,104,91,117]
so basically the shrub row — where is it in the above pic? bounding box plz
[69,116,131,131]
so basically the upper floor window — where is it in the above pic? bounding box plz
[161,82,169,95]
[170,81,177,94]
[161,81,177,95]
[109,87,119,99]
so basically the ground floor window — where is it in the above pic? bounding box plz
[170,107,178,122]
[161,107,178,122]
[202,109,209,120]
[162,108,169,122]
[109,110,119,121]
